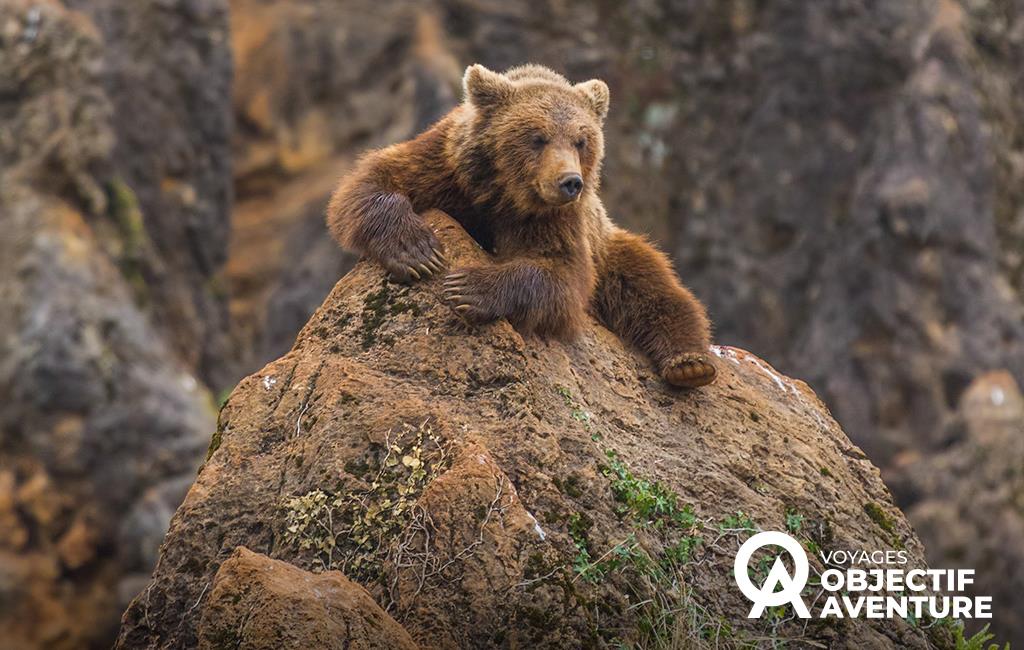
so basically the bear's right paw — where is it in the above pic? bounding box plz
[379,226,446,284]
[661,352,717,389]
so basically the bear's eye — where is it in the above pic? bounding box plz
[574,137,587,150]
[531,134,549,148]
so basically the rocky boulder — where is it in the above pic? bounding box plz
[118,211,951,649]
[197,547,417,650]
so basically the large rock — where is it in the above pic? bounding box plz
[0,1,224,647]
[197,547,418,650]
[118,211,951,649]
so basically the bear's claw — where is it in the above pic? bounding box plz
[442,270,497,324]
[381,229,446,283]
[661,352,717,389]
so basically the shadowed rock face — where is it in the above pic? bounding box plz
[0,1,226,647]
[118,211,951,649]
[63,0,234,388]
[906,371,1024,644]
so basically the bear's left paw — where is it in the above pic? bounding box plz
[661,352,717,389]
[442,269,499,324]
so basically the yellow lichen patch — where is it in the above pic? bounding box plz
[281,420,451,583]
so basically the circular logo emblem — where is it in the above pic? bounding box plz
[734,531,811,618]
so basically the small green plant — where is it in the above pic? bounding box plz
[953,624,1010,650]
[662,534,702,567]
[862,502,895,534]
[568,512,595,578]
[568,511,650,583]
[785,508,804,534]
[602,450,697,529]
[557,385,594,430]
[719,511,756,533]
[585,454,784,649]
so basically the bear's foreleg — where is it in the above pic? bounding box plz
[442,261,589,339]
[327,163,446,284]
[594,231,716,388]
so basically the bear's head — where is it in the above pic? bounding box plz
[457,64,609,215]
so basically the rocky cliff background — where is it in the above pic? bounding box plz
[1,0,1022,647]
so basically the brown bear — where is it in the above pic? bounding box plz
[327,63,716,388]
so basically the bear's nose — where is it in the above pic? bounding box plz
[558,173,584,200]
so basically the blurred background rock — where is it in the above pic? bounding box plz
[0,0,1021,647]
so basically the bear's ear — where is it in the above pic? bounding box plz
[575,79,610,121]
[463,64,514,109]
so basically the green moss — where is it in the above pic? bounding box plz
[105,178,153,302]
[206,427,223,460]
[389,299,422,317]
[554,473,585,499]
[107,178,146,255]
[359,285,391,349]
[357,282,421,350]
[819,466,832,477]
[862,502,896,535]
[215,386,234,409]
[474,504,488,522]
[343,457,370,479]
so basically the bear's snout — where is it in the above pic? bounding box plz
[558,173,584,200]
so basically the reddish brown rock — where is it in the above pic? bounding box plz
[197,547,418,650]
[118,211,951,649]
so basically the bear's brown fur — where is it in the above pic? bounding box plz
[327,64,716,387]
